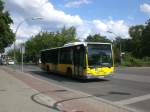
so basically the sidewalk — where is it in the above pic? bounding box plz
[0,66,58,112]
[0,66,137,112]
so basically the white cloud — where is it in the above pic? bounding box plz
[93,20,108,32]
[10,15,41,44]
[5,0,83,44]
[140,3,150,16]
[5,0,83,27]
[5,0,129,44]
[65,0,91,8]
[106,20,129,38]
[77,20,129,40]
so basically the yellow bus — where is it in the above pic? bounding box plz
[40,42,114,79]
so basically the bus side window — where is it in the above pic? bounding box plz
[60,48,72,64]
[51,50,58,64]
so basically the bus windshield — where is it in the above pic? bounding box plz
[87,44,112,68]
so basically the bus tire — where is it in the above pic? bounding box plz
[66,68,72,76]
[46,66,49,72]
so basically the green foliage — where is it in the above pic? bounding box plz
[0,0,15,53]
[141,19,150,57]
[122,54,142,66]
[113,21,150,66]
[85,34,111,43]
[129,25,144,57]
[128,20,150,58]
[25,26,79,63]
[58,26,77,46]
[113,37,133,63]
[110,19,150,66]
[120,39,133,53]
[122,53,150,67]
[118,19,150,66]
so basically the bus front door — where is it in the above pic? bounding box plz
[73,47,84,77]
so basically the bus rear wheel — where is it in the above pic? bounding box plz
[46,66,49,72]
[66,68,72,77]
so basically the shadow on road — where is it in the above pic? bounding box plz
[28,70,109,83]
[108,91,131,95]
[93,91,131,97]
[7,64,110,83]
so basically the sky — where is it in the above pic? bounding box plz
[4,0,150,44]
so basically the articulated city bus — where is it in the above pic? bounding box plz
[40,42,114,79]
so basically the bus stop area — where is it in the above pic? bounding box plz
[0,66,137,112]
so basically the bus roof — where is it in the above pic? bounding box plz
[63,42,111,47]
[41,42,112,52]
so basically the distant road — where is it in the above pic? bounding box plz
[7,64,150,112]
[116,67,150,76]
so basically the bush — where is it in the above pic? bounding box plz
[141,57,150,66]
[121,53,150,67]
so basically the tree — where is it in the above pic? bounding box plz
[25,31,56,63]
[0,0,15,53]
[84,34,111,43]
[114,38,133,53]
[129,25,145,57]
[111,37,132,63]
[25,27,79,63]
[141,19,150,57]
[57,26,78,46]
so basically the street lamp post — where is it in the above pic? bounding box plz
[13,17,43,71]
[20,43,25,72]
[107,31,122,64]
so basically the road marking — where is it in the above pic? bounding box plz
[114,94,150,105]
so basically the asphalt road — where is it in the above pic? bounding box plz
[7,65,150,112]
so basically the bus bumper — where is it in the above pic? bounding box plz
[85,73,113,79]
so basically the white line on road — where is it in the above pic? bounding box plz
[114,94,150,105]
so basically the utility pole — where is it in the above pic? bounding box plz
[21,43,25,72]
[13,17,43,71]
[107,31,122,64]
